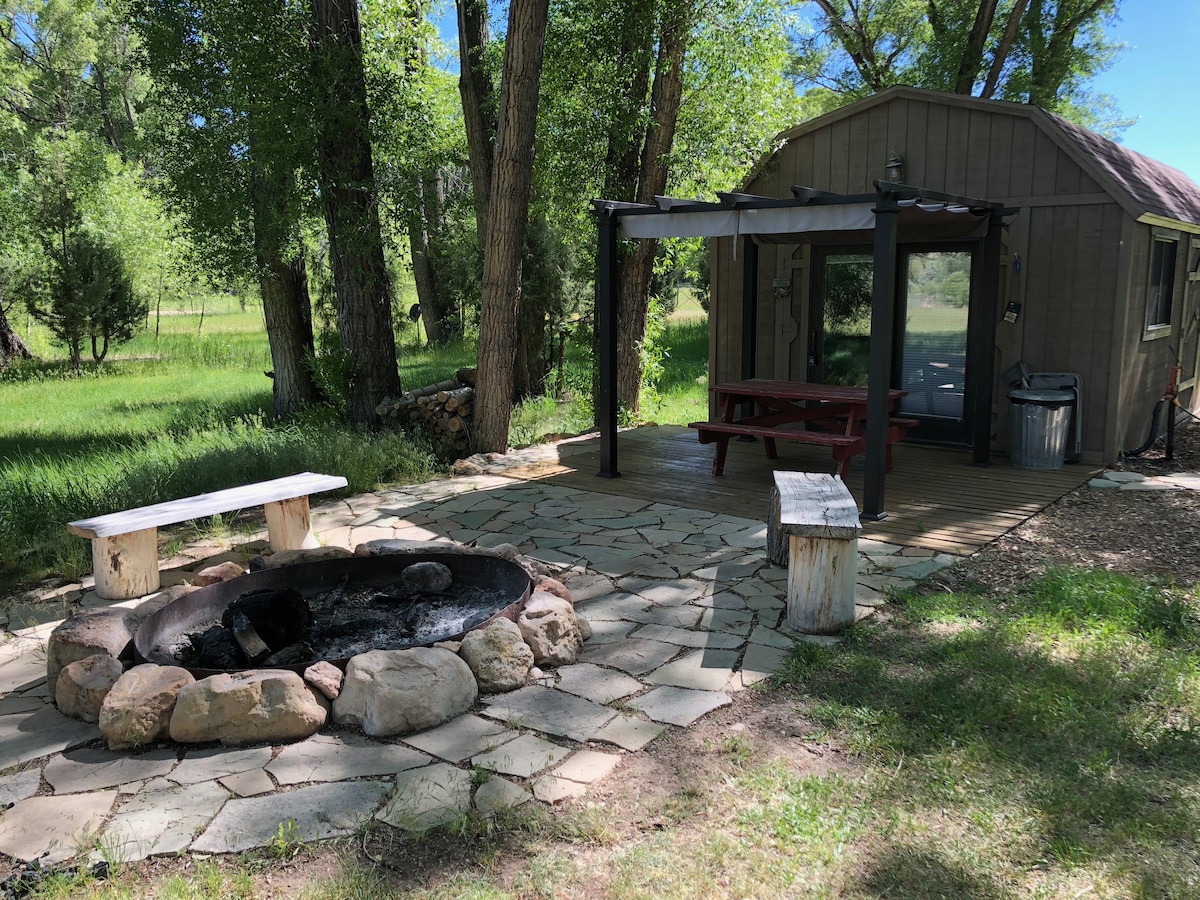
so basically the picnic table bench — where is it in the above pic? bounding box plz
[767,471,862,634]
[67,472,348,600]
[689,379,917,477]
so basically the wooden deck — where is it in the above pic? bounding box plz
[502,426,1099,556]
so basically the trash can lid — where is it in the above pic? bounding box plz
[1009,389,1074,405]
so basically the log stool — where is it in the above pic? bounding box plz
[768,471,862,634]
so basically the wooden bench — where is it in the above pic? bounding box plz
[689,417,918,478]
[767,471,862,634]
[67,472,348,600]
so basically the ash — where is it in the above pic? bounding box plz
[150,580,513,670]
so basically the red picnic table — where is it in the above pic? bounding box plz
[688,379,916,477]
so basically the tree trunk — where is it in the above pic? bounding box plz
[953,0,1000,94]
[473,0,549,453]
[409,172,455,346]
[981,0,1030,98]
[249,125,321,418]
[0,304,33,365]
[456,0,496,252]
[311,0,401,427]
[591,11,656,421]
[616,1,692,413]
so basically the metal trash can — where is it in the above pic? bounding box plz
[1009,389,1073,470]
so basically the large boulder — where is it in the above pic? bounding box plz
[55,654,124,723]
[459,618,534,693]
[46,608,133,699]
[169,670,328,745]
[100,664,195,750]
[333,648,477,737]
[518,592,583,666]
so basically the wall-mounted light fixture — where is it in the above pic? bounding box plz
[885,152,905,183]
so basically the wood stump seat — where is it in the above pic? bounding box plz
[768,471,862,634]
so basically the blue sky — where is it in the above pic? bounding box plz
[1091,0,1200,182]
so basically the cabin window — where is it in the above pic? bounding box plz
[1145,230,1179,334]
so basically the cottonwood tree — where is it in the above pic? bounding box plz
[310,0,401,426]
[538,0,799,416]
[472,0,550,452]
[798,0,1123,119]
[133,0,322,417]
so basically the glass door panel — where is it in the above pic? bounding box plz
[810,253,873,386]
[899,251,971,420]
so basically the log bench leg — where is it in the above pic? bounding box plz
[785,533,858,634]
[265,496,320,552]
[712,436,731,476]
[92,528,160,601]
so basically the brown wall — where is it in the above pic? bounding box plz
[710,92,1148,462]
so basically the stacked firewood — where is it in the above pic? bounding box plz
[376,367,477,452]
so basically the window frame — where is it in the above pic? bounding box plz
[1144,227,1180,340]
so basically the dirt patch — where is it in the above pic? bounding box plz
[940,426,1200,593]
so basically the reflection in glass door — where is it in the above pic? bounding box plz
[898,251,972,421]
[809,253,873,386]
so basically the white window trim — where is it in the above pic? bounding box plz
[1143,228,1180,340]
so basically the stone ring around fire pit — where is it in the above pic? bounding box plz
[46,543,590,751]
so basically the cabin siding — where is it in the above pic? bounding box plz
[707,90,1198,463]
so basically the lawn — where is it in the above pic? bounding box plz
[0,297,709,591]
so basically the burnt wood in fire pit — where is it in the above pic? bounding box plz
[135,552,533,677]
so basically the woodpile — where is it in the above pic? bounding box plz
[376,367,477,453]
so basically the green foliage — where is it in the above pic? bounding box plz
[23,229,147,366]
[796,0,1127,127]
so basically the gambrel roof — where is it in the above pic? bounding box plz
[755,87,1200,231]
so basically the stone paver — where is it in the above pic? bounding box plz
[0,706,99,771]
[219,769,276,797]
[170,746,273,785]
[554,663,643,704]
[401,714,513,763]
[193,780,389,853]
[630,686,732,727]
[474,777,531,815]
[588,715,664,751]
[43,747,178,794]
[377,764,471,832]
[737,643,789,687]
[582,638,679,676]
[643,649,739,692]
[0,791,117,863]
[632,624,743,650]
[471,733,569,778]
[0,770,41,808]
[267,733,429,785]
[102,780,229,862]
[552,749,622,786]
[481,686,615,740]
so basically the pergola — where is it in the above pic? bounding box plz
[592,181,1015,520]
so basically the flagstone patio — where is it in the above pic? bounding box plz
[0,445,957,868]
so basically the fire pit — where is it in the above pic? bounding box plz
[134,552,532,678]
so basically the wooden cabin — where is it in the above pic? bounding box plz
[710,87,1200,464]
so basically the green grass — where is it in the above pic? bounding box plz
[768,568,1200,897]
[0,298,710,591]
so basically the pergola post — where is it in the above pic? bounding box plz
[864,190,900,521]
[740,236,759,380]
[596,205,621,478]
[968,211,1004,465]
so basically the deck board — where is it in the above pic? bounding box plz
[503,426,1097,556]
